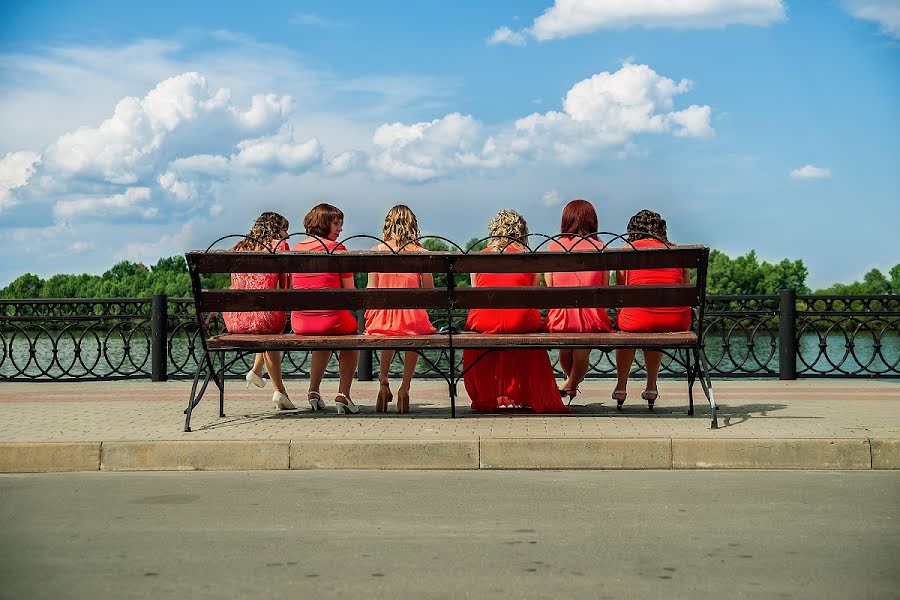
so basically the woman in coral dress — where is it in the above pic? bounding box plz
[544,199,612,404]
[223,212,295,411]
[291,203,360,414]
[613,209,691,411]
[364,205,436,413]
[463,210,569,414]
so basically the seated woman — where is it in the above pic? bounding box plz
[291,203,360,414]
[613,209,691,410]
[223,212,294,411]
[463,210,569,414]
[544,199,612,404]
[364,204,436,414]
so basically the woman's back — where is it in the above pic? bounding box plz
[465,247,542,334]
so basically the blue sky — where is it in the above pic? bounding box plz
[1,0,898,289]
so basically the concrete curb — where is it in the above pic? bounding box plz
[291,440,478,470]
[0,442,101,473]
[1,438,898,472]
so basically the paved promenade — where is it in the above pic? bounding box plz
[0,378,897,471]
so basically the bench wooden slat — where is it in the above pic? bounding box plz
[207,331,698,350]
[199,284,700,312]
[187,246,705,274]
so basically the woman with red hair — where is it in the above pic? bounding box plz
[544,199,612,404]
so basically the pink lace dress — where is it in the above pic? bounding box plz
[222,239,290,334]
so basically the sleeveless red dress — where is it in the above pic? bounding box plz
[616,238,691,332]
[364,244,436,336]
[290,238,358,335]
[462,247,569,414]
[223,239,289,334]
[545,237,612,333]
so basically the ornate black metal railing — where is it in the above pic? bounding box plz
[1,292,897,381]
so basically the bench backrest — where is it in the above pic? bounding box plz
[187,240,709,333]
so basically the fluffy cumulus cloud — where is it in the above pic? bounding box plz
[487,26,527,46]
[370,63,713,181]
[841,0,900,38]
[1,72,323,221]
[790,165,831,179]
[492,0,785,43]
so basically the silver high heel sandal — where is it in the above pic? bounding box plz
[245,371,267,389]
[307,391,326,412]
[272,390,296,411]
[334,392,359,414]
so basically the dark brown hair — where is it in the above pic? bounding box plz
[626,209,668,243]
[560,199,599,240]
[303,203,344,238]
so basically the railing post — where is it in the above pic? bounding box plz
[356,309,373,381]
[778,289,797,380]
[151,294,168,382]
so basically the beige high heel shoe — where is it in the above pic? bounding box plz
[334,392,359,414]
[397,388,410,414]
[272,390,296,411]
[245,371,266,389]
[307,390,326,412]
[375,382,393,413]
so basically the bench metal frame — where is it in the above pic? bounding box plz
[184,234,717,431]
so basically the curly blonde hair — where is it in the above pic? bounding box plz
[626,209,668,243]
[232,211,289,251]
[487,209,528,251]
[382,204,421,249]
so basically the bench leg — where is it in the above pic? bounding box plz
[184,350,213,432]
[685,349,695,416]
[449,348,457,419]
[218,350,226,417]
[694,348,718,429]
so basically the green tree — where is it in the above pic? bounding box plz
[1,273,43,299]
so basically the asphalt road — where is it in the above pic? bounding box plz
[1,471,898,599]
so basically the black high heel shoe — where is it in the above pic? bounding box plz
[558,388,578,406]
[611,389,627,410]
[641,389,658,411]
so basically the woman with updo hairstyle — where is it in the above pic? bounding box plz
[364,204,436,414]
[291,203,360,414]
[544,199,612,404]
[462,209,569,414]
[223,212,294,411]
[613,209,691,411]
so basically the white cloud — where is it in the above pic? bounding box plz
[499,0,786,42]
[118,222,195,262]
[790,165,832,179]
[233,126,323,172]
[53,187,157,221]
[291,13,345,28]
[323,150,365,175]
[541,189,563,207]
[488,26,527,46]
[68,241,95,253]
[842,0,900,38]
[0,151,41,212]
[367,63,713,181]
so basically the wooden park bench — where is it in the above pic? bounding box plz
[183,236,718,431]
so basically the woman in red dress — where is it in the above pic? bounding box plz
[223,212,295,411]
[613,210,691,410]
[291,203,360,414]
[364,205,436,414]
[544,199,612,404]
[463,210,569,414]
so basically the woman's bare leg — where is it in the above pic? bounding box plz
[379,350,395,384]
[643,350,663,393]
[308,350,330,394]
[562,349,591,392]
[615,349,636,393]
[400,351,418,392]
[251,353,265,376]
[263,351,285,393]
[337,350,359,397]
[558,349,573,384]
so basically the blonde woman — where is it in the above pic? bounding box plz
[364,205,436,414]
[223,212,294,411]
[462,210,569,413]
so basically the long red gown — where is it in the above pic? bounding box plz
[462,247,570,414]
[616,238,691,332]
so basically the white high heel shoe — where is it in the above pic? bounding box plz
[272,390,296,410]
[245,371,267,389]
[334,392,359,414]
[307,391,326,412]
